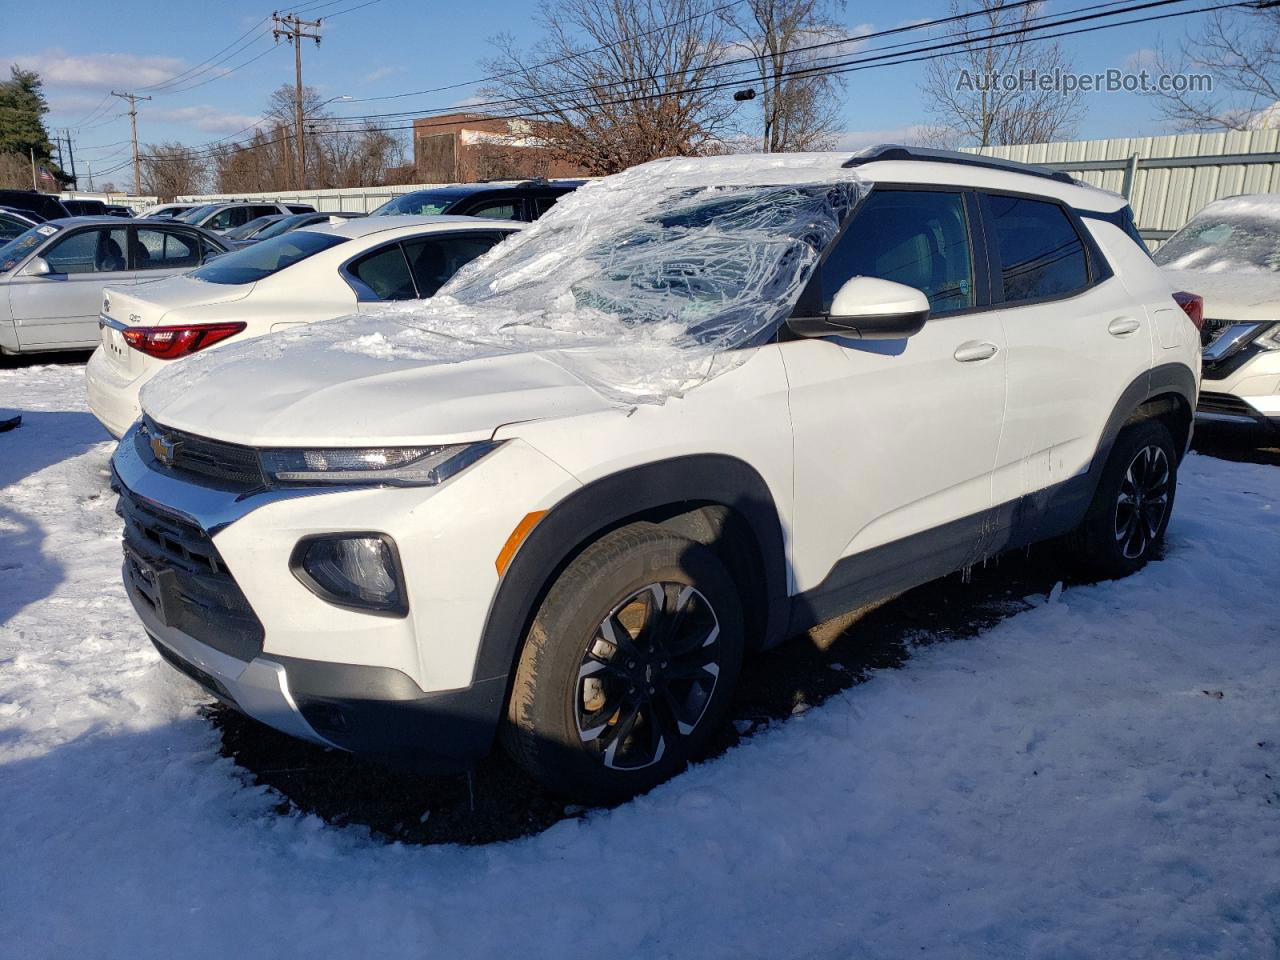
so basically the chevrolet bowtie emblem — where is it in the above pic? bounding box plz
[150,432,179,466]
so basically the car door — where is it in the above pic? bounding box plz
[130,226,205,284]
[979,192,1154,509]
[7,224,131,348]
[781,186,1007,596]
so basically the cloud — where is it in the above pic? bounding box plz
[1125,48,1160,71]
[833,125,937,151]
[151,105,265,134]
[4,49,187,90]
[360,65,403,85]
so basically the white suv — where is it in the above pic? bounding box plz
[111,147,1201,803]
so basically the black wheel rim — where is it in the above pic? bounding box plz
[1114,443,1171,560]
[575,582,721,771]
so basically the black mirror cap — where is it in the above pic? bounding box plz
[787,308,929,340]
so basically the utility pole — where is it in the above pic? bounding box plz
[111,90,152,195]
[272,11,322,190]
[62,131,78,189]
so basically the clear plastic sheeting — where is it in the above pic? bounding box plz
[332,154,867,404]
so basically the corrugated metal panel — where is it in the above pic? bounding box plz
[968,129,1280,240]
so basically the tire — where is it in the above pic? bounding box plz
[502,522,744,804]
[1067,418,1178,580]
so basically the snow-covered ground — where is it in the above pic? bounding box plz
[2,361,1279,959]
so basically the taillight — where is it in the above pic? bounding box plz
[1172,291,1204,331]
[121,321,247,360]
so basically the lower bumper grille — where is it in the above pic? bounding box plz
[117,482,264,660]
[1197,391,1267,421]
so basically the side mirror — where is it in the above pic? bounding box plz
[788,276,930,340]
[24,256,52,278]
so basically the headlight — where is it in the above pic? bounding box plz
[291,534,407,615]
[259,441,503,487]
[1258,322,1280,351]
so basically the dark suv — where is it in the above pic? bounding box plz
[0,190,71,221]
[370,179,584,222]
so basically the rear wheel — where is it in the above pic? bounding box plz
[1067,418,1178,579]
[502,523,744,804]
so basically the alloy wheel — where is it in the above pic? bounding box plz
[1114,443,1171,560]
[575,582,721,770]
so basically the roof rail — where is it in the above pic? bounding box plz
[843,143,1076,185]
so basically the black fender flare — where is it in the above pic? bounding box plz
[470,454,789,690]
[1092,362,1197,476]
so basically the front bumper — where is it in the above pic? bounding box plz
[137,587,507,769]
[111,419,581,766]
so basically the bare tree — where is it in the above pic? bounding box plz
[921,0,1083,147]
[1153,6,1280,130]
[139,142,209,200]
[483,0,739,175]
[719,0,846,152]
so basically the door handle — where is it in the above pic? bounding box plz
[953,341,999,363]
[1108,316,1142,337]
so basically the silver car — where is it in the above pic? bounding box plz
[0,217,230,355]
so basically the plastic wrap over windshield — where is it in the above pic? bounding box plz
[342,155,867,404]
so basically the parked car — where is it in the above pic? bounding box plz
[111,146,1200,803]
[103,204,136,218]
[371,178,583,222]
[87,215,522,437]
[178,201,316,233]
[0,209,37,244]
[222,214,286,246]
[0,189,71,221]
[145,203,202,220]
[248,210,363,242]
[62,198,108,217]
[1154,194,1280,431]
[0,217,230,355]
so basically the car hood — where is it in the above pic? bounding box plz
[103,274,254,326]
[1163,268,1280,323]
[138,323,617,447]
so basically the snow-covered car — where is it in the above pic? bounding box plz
[86,215,522,437]
[1155,194,1280,430]
[0,217,231,355]
[112,146,1201,803]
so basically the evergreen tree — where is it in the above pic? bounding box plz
[0,66,67,186]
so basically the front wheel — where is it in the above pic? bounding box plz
[502,522,744,804]
[1067,418,1178,579]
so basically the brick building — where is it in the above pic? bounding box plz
[412,113,590,183]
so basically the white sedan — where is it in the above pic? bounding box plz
[86,215,522,438]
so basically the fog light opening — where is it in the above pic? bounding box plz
[290,533,408,617]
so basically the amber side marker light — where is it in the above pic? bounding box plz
[496,510,547,576]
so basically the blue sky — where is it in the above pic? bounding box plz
[5,0,1216,188]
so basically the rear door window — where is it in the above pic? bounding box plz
[983,194,1090,303]
[402,231,511,297]
[347,243,417,300]
[132,228,202,270]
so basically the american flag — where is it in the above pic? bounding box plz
[37,166,55,185]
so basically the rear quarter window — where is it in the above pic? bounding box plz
[984,194,1090,303]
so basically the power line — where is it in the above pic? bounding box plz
[323,0,1195,129]
[111,91,153,193]
[272,12,324,188]
[146,0,1243,165]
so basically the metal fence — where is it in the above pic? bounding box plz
[968,129,1280,243]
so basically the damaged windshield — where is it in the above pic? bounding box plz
[343,155,867,403]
